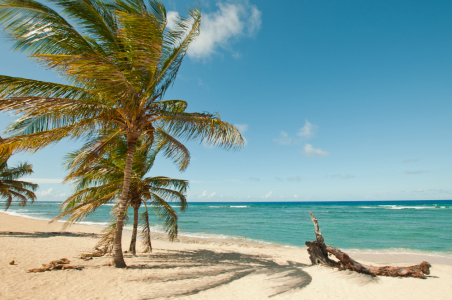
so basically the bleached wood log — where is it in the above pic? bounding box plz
[305,211,431,279]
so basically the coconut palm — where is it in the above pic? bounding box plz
[0,137,38,209]
[55,136,189,255]
[0,0,244,267]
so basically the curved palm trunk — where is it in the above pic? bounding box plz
[112,139,137,268]
[129,205,139,255]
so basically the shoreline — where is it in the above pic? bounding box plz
[1,212,452,299]
[2,211,452,266]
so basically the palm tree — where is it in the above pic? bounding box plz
[55,136,189,255]
[0,137,38,209]
[0,0,244,267]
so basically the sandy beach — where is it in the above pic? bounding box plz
[1,212,451,300]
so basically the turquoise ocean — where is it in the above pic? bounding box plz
[2,200,451,256]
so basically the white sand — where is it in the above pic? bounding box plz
[1,212,451,300]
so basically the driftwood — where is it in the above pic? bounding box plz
[28,258,84,273]
[305,211,431,279]
[80,247,108,260]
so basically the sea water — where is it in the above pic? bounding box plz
[1,200,451,256]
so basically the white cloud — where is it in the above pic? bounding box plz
[414,189,424,192]
[37,188,67,198]
[274,120,318,145]
[263,191,272,198]
[302,144,329,157]
[234,124,248,133]
[297,120,318,139]
[197,191,217,198]
[25,178,63,183]
[249,176,260,181]
[187,2,262,59]
[234,123,248,146]
[202,140,215,149]
[273,130,292,145]
[294,194,298,198]
[248,5,262,34]
[38,188,53,196]
[166,11,180,30]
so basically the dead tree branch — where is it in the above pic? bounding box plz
[305,211,431,279]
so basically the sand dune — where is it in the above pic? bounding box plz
[1,212,451,299]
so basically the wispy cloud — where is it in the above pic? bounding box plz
[234,124,248,133]
[36,188,67,198]
[405,170,428,175]
[197,190,217,198]
[302,144,329,157]
[297,120,318,139]
[178,1,262,59]
[274,120,318,145]
[38,188,53,196]
[263,191,272,198]
[273,130,292,145]
[249,176,260,181]
[235,123,248,146]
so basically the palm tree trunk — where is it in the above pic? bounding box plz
[129,205,139,255]
[112,138,137,268]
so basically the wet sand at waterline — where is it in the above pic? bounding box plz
[1,212,451,299]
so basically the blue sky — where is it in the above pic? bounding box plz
[1,0,451,202]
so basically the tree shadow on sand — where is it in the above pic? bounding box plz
[128,249,312,299]
[0,231,100,238]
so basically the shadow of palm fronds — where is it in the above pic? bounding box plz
[129,249,312,299]
[0,231,100,238]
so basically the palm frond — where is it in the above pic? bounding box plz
[50,0,119,53]
[150,192,178,240]
[0,75,95,100]
[139,200,152,252]
[159,111,244,150]
[0,0,97,55]
[0,157,37,210]
[148,5,201,98]
[154,128,190,171]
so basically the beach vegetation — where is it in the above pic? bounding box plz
[0,0,243,267]
[0,137,38,210]
[54,136,189,255]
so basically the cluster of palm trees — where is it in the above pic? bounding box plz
[0,0,244,267]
